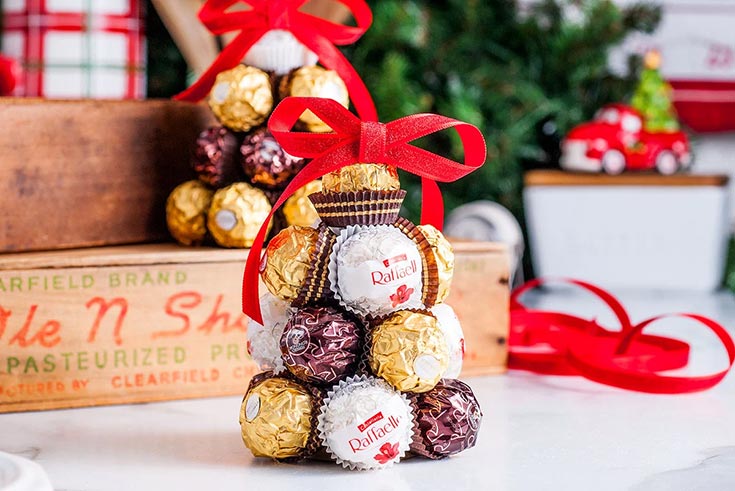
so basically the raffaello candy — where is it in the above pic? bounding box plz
[329,225,424,318]
[317,375,414,470]
[247,293,292,373]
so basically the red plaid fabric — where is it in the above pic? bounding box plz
[1,0,146,98]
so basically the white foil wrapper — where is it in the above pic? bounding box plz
[431,303,465,379]
[328,225,424,318]
[243,30,319,75]
[247,293,292,373]
[317,375,415,470]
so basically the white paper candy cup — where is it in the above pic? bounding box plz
[431,303,465,379]
[246,293,292,373]
[243,30,318,75]
[317,375,415,470]
[328,225,425,319]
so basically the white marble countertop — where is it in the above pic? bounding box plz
[2,289,735,491]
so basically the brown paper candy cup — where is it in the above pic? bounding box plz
[393,217,440,308]
[309,190,406,227]
[293,222,337,308]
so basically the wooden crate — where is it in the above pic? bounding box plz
[0,241,508,413]
[0,99,214,253]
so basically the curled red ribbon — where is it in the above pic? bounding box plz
[242,96,487,323]
[510,278,735,393]
[174,0,377,121]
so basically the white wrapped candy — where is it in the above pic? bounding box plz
[317,375,414,470]
[329,225,424,318]
[246,293,291,373]
[243,30,318,75]
[431,303,465,379]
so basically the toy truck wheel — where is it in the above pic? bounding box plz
[601,150,626,175]
[655,150,679,175]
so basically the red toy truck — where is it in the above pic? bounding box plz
[561,104,691,175]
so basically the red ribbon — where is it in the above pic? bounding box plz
[242,96,487,323]
[510,278,735,393]
[174,0,377,121]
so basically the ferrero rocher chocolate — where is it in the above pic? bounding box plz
[261,225,320,302]
[332,226,424,318]
[241,128,305,189]
[317,376,414,470]
[322,164,400,193]
[281,306,361,385]
[165,180,214,246]
[279,66,349,132]
[370,310,449,393]
[283,180,322,227]
[207,182,272,248]
[240,377,313,459]
[192,126,243,188]
[410,379,482,459]
[208,64,273,132]
[418,224,454,303]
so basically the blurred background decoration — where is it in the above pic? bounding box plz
[0,0,146,98]
[140,0,662,221]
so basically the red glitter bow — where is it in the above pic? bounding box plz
[510,278,735,393]
[174,0,377,121]
[242,96,487,323]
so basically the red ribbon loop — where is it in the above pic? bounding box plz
[510,278,735,393]
[242,96,487,323]
[174,0,378,122]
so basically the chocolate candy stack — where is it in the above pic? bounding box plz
[166,35,350,248]
[241,163,482,470]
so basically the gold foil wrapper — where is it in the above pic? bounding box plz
[280,66,349,133]
[207,182,272,248]
[370,311,449,393]
[417,224,455,303]
[209,64,273,132]
[283,180,322,227]
[261,225,319,301]
[166,180,214,246]
[322,163,401,193]
[240,377,313,459]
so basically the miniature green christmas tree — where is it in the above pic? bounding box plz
[631,50,680,132]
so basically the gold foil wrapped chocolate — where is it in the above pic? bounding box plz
[208,64,273,132]
[261,225,320,302]
[370,310,449,393]
[240,377,313,459]
[166,180,214,246]
[322,163,400,193]
[279,66,349,132]
[207,182,272,248]
[283,180,322,227]
[417,224,454,303]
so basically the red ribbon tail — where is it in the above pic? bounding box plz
[242,226,268,325]
[420,178,444,230]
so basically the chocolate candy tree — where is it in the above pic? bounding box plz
[166,0,376,248]
[240,97,486,470]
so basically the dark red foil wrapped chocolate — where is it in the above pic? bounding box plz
[411,379,482,459]
[280,306,361,385]
[241,128,305,190]
[192,126,243,188]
